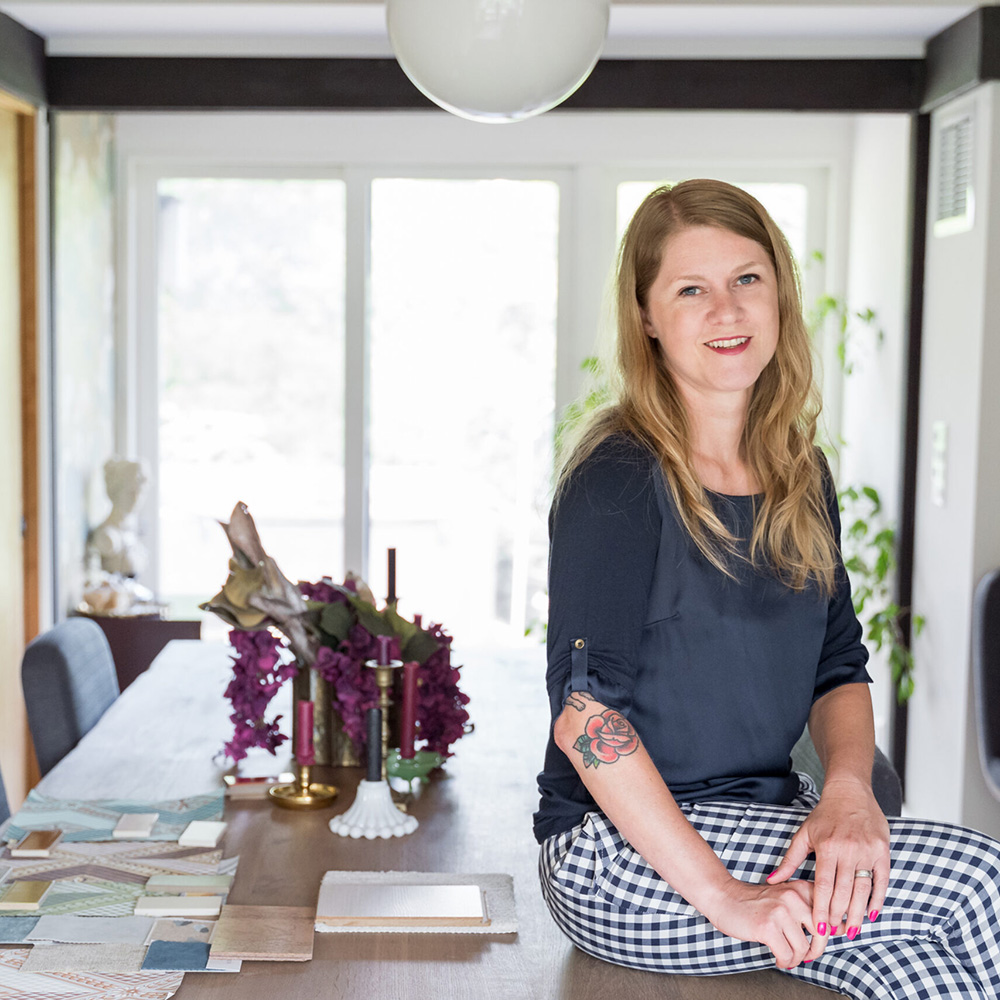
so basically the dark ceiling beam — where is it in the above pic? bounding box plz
[924,5,1000,111]
[0,10,45,106]
[46,55,924,113]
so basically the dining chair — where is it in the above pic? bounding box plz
[21,617,121,776]
[791,728,903,816]
[0,764,9,826]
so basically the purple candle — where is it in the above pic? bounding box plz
[366,707,382,782]
[296,700,315,767]
[376,634,392,665]
[413,613,422,629]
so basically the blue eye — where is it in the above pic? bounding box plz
[737,274,759,285]
[679,286,699,296]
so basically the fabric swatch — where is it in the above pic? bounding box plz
[0,947,183,1000]
[30,877,148,918]
[4,792,224,843]
[142,940,210,971]
[21,942,146,973]
[0,916,39,943]
[2,840,227,885]
[144,917,216,945]
[27,915,155,944]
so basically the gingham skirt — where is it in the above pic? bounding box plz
[539,775,1000,998]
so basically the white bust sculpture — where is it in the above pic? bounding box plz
[88,457,149,579]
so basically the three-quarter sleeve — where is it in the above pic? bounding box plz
[812,458,872,702]
[545,435,661,717]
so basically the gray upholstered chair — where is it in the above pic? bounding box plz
[0,765,9,826]
[21,617,120,776]
[791,729,902,816]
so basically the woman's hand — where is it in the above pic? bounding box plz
[704,877,827,969]
[766,776,890,943]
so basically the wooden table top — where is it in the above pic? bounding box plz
[37,639,830,999]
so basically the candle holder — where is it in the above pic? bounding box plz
[268,763,338,810]
[365,656,403,781]
[328,779,419,839]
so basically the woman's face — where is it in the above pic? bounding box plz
[640,224,779,412]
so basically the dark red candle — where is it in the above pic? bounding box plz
[400,661,418,759]
[366,707,382,782]
[296,700,315,766]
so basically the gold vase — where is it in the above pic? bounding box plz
[291,666,361,767]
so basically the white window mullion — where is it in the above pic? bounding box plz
[343,168,370,581]
[132,162,162,595]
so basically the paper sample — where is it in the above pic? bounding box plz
[210,904,315,962]
[27,914,155,944]
[178,821,226,848]
[144,917,216,945]
[316,882,488,927]
[113,813,160,839]
[134,895,222,918]
[0,880,51,911]
[10,830,64,857]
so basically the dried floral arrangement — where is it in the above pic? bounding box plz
[202,503,470,763]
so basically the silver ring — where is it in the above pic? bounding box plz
[854,869,874,879]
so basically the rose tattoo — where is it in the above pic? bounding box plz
[573,708,639,768]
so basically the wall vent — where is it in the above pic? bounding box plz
[934,113,974,237]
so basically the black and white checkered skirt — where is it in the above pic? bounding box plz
[539,776,1000,998]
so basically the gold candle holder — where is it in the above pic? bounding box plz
[365,657,403,781]
[268,763,338,810]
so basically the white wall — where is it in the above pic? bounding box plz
[908,82,1000,836]
[840,114,912,749]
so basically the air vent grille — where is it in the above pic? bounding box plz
[935,114,973,235]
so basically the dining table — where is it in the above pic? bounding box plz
[30,638,831,1000]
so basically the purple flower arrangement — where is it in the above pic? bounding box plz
[203,504,470,767]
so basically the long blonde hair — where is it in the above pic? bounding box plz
[560,179,837,593]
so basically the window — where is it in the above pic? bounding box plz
[122,112,843,646]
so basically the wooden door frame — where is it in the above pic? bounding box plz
[1,89,41,792]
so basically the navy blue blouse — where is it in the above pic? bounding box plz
[533,434,871,844]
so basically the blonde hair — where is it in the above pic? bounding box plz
[560,179,837,593]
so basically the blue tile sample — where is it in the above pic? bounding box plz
[141,939,211,971]
[0,916,40,942]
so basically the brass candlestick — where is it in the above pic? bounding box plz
[365,657,403,780]
[268,763,338,810]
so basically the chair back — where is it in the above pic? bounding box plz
[791,729,903,816]
[0,765,9,826]
[974,568,1000,800]
[21,617,120,777]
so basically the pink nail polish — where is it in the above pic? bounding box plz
[816,922,827,936]
[847,926,859,941]
[868,909,879,922]
[804,959,813,964]
[766,870,778,879]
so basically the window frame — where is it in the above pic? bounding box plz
[117,112,849,599]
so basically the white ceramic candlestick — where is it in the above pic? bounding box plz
[328,780,419,839]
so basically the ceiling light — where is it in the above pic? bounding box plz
[386,0,611,124]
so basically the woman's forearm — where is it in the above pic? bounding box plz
[553,691,736,922]
[807,683,875,788]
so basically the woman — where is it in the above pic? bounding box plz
[534,180,1000,997]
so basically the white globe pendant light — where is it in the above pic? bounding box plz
[386,0,611,124]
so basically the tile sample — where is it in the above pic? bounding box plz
[210,904,315,961]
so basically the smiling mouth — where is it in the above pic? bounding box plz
[706,337,749,349]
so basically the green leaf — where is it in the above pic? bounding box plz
[873,549,891,582]
[345,594,392,636]
[913,615,926,636]
[861,486,881,510]
[319,601,355,644]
